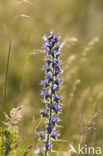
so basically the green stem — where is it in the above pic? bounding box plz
[1,40,11,156]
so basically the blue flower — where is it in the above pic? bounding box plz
[44,41,51,48]
[55,34,60,40]
[51,117,60,125]
[48,50,55,56]
[41,91,50,99]
[40,109,48,117]
[51,131,59,139]
[41,80,48,86]
[56,52,62,59]
[55,67,63,76]
[55,77,62,85]
[46,119,49,124]
[54,95,62,103]
[46,117,60,126]
[53,48,58,54]
[44,57,52,65]
[45,74,53,82]
[54,86,60,91]
[45,47,49,52]
[53,34,60,43]
[38,131,45,139]
[50,31,55,37]
[43,35,48,41]
[52,104,61,114]
[52,60,61,67]
[47,126,55,134]
[57,43,64,49]
[50,84,60,94]
[43,141,52,150]
[44,99,50,107]
[43,66,51,72]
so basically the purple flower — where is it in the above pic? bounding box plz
[55,77,62,85]
[51,131,59,139]
[44,57,52,65]
[56,52,62,59]
[46,119,49,124]
[47,126,55,134]
[43,66,51,72]
[54,34,60,43]
[43,141,52,150]
[46,117,60,126]
[41,80,49,87]
[44,99,50,107]
[41,91,50,99]
[54,95,62,103]
[50,84,60,92]
[53,48,58,54]
[52,104,61,114]
[40,109,48,117]
[45,47,49,52]
[48,50,55,57]
[55,86,60,91]
[52,60,61,67]
[55,67,63,76]
[55,34,60,40]
[50,31,55,37]
[44,41,51,48]
[45,74,53,82]
[38,131,45,139]
[43,35,48,41]
[57,43,64,49]
[51,117,60,125]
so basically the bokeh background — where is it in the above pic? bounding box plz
[0,0,103,155]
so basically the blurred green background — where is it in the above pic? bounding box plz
[0,0,103,155]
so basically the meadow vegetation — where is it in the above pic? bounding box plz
[0,0,103,155]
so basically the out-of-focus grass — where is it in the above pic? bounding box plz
[0,0,103,155]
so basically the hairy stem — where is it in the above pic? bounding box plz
[45,59,54,156]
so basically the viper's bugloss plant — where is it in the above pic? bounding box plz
[37,31,63,156]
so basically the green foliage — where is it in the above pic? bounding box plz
[0,127,37,156]
[0,128,18,155]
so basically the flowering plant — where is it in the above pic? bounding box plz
[38,31,63,156]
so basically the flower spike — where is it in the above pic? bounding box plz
[37,31,63,156]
